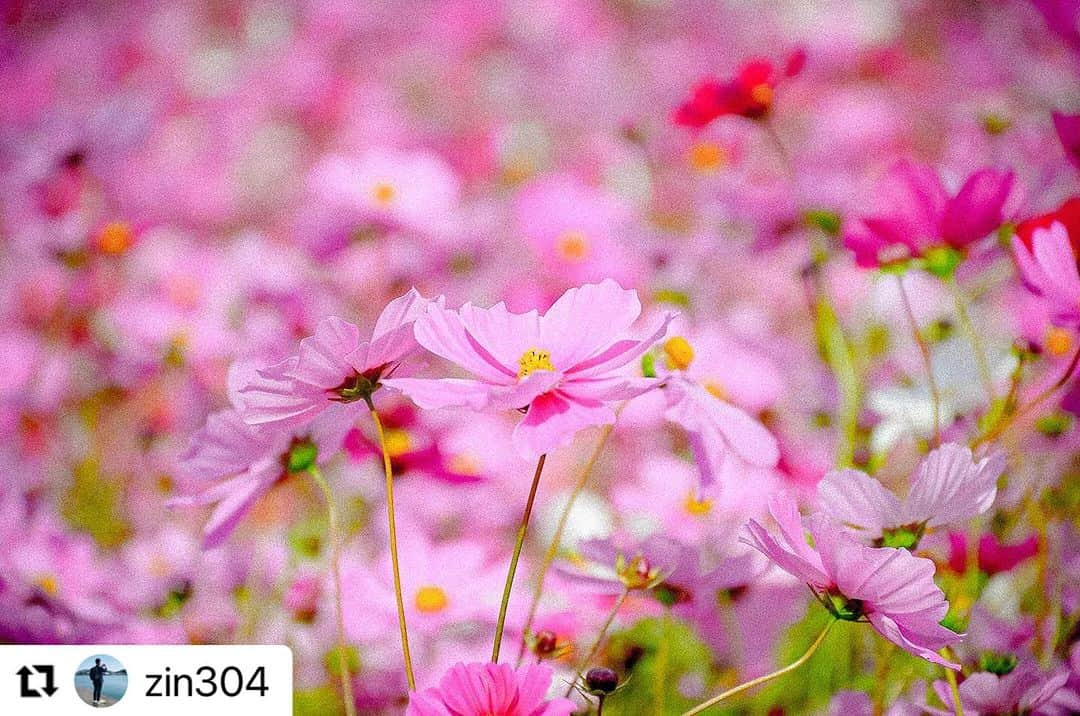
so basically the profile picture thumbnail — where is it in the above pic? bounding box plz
[74,654,128,708]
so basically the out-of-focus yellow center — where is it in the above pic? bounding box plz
[1045,327,1074,358]
[750,83,773,105]
[685,493,714,516]
[447,452,482,476]
[518,348,554,378]
[555,230,590,263]
[415,585,448,613]
[371,181,396,206]
[98,221,134,254]
[663,337,695,371]
[688,142,728,174]
[703,380,729,402]
[383,429,412,457]
[36,574,59,596]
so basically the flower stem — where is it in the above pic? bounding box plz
[680,618,835,715]
[306,465,357,716]
[517,421,617,665]
[972,344,1080,448]
[948,277,995,403]
[565,588,629,697]
[370,407,417,692]
[940,648,964,716]
[896,273,942,446]
[492,453,547,663]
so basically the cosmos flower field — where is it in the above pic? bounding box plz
[3,1,1080,714]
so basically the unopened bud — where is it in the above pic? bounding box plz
[585,667,619,694]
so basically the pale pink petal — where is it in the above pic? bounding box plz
[237,358,324,428]
[904,443,1002,528]
[486,370,564,411]
[562,375,660,402]
[538,279,642,368]
[383,377,493,411]
[292,316,362,388]
[414,303,518,383]
[866,612,961,669]
[740,518,831,587]
[365,289,439,369]
[512,391,616,458]
[458,302,541,372]
[201,461,279,549]
[1032,222,1080,305]
[179,410,274,480]
[568,311,675,378]
[1010,235,1050,295]
[817,468,902,536]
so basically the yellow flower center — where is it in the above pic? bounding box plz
[750,83,773,105]
[684,493,713,516]
[518,348,555,378]
[1045,327,1074,358]
[97,221,134,254]
[663,336,695,371]
[36,574,59,596]
[688,142,728,174]
[555,230,590,263]
[371,181,396,206]
[414,585,449,613]
[703,380,729,402]
[383,429,412,458]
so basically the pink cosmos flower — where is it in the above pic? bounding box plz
[651,328,781,490]
[1011,222,1080,327]
[170,404,352,548]
[386,280,673,457]
[817,443,1004,548]
[742,495,963,668]
[237,289,436,430]
[946,532,1039,576]
[406,662,575,716]
[845,160,1013,268]
[929,663,1080,716]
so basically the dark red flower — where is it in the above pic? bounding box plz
[1015,196,1080,254]
[673,51,804,128]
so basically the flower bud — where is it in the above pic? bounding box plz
[584,667,619,695]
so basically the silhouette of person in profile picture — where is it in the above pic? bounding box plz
[89,658,110,704]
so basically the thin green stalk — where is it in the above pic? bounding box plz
[370,407,416,691]
[940,648,964,716]
[948,277,995,402]
[896,273,942,446]
[565,588,630,697]
[680,619,834,715]
[307,465,357,716]
[492,453,547,663]
[517,419,619,666]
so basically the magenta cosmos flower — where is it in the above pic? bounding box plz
[845,160,1013,269]
[742,495,962,669]
[406,662,575,716]
[237,288,437,429]
[1012,222,1080,327]
[387,280,673,457]
[818,443,1003,549]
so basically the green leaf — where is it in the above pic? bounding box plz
[293,686,346,716]
[62,457,131,548]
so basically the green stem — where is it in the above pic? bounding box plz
[940,648,965,716]
[680,619,834,715]
[896,273,942,446]
[565,588,630,698]
[492,453,547,663]
[370,407,417,691]
[307,465,357,716]
[517,421,617,666]
[948,277,995,403]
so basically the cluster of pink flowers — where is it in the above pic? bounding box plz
[4,1,1080,714]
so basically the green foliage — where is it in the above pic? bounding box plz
[293,685,346,716]
[653,288,691,308]
[61,457,131,548]
[603,616,711,716]
[804,209,842,236]
[289,516,328,560]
